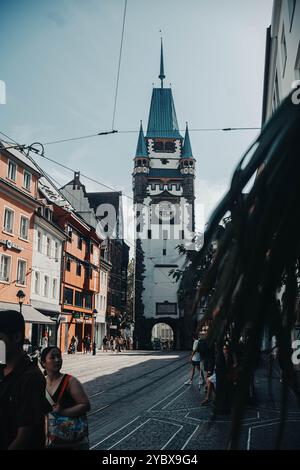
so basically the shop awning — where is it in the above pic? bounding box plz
[0,303,55,324]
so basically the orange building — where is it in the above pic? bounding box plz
[0,141,54,340]
[54,205,101,352]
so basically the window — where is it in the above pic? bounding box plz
[148,229,152,239]
[76,262,82,276]
[8,160,17,181]
[52,278,58,299]
[44,275,49,297]
[281,25,287,76]
[165,141,175,152]
[163,238,167,256]
[54,241,59,259]
[75,291,83,307]
[66,258,71,272]
[4,208,14,234]
[85,292,92,309]
[20,216,29,240]
[34,271,40,294]
[67,226,72,242]
[17,260,26,285]
[154,141,164,152]
[46,236,51,257]
[0,255,11,282]
[64,287,73,305]
[37,231,42,252]
[23,171,31,191]
[90,267,93,280]
[90,244,94,254]
[77,236,83,250]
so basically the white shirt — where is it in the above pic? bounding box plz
[192,340,200,362]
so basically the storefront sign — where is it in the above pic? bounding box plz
[73,312,82,319]
[0,239,23,252]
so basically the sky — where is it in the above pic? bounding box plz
[0,0,273,252]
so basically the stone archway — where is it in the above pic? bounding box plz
[151,322,174,350]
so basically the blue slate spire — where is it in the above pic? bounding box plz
[159,38,165,88]
[135,121,148,157]
[182,122,193,158]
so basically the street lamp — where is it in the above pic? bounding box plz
[92,309,98,355]
[16,290,25,315]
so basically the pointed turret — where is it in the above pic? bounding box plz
[159,38,165,88]
[135,121,148,157]
[182,123,193,158]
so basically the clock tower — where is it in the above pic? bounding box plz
[133,41,196,349]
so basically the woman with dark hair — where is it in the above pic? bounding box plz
[41,346,90,449]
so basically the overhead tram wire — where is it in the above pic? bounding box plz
[0,129,204,272]
[25,126,262,148]
[111,0,127,131]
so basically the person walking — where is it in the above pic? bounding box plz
[0,310,46,450]
[184,335,202,388]
[41,346,90,449]
[102,336,108,352]
[85,335,91,354]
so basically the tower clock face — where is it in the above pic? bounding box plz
[143,167,147,172]
[184,168,188,174]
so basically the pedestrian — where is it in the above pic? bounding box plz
[86,335,91,354]
[110,336,114,351]
[41,346,90,450]
[102,335,108,352]
[74,335,79,353]
[41,332,49,352]
[184,335,203,388]
[0,310,47,450]
[214,343,236,415]
[82,336,87,354]
[115,336,120,353]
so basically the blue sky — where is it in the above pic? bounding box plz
[0,0,273,247]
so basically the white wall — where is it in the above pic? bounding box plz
[31,219,63,310]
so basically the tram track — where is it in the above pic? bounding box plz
[87,353,189,400]
[87,354,189,423]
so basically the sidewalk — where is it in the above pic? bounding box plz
[162,363,300,450]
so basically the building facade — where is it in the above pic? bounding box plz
[262,0,300,123]
[133,43,196,350]
[0,141,54,344]
[54,205,101,352]
[30,188,66,347]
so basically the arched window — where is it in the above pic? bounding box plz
[143,160,146,166]
[165,141,175,152]
[137,159,141,166]
[184,161,188,167]
[154,141,164,152]
[189,161,193,167]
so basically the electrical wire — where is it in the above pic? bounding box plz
[111,0,127,130]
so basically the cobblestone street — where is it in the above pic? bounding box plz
[61,350,300,450]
